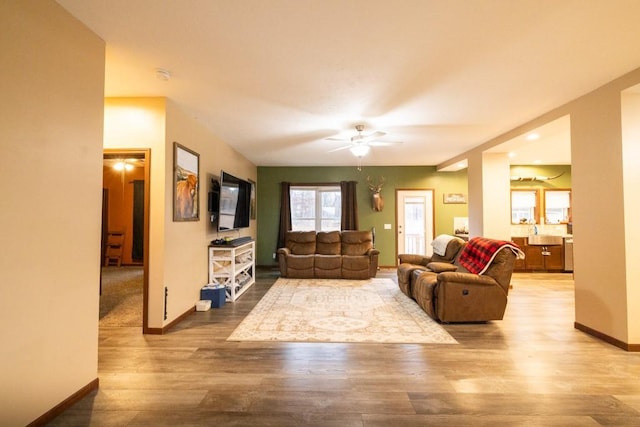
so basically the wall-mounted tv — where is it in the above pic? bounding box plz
[217,170,251,231]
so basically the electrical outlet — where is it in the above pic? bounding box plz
[272,252,276,259]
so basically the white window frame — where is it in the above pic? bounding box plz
[290,185,341,231]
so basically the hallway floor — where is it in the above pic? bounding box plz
[49,271,640,426]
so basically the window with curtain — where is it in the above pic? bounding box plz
[290,186,341,231]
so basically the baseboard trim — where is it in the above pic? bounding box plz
[28,377,99,426]
[144,306,195,335]
[574,322,640,352]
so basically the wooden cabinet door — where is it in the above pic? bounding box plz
[524,246,544,270]
[544,245,565,271]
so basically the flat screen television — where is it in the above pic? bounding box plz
[217,170,251,231]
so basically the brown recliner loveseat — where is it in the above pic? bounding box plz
[277,230,379,279]
[398,236,523,323]
[397,235,466,297]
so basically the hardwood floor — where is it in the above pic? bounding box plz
[49,270,640,426]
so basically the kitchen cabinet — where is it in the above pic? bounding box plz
[512,237,564,272]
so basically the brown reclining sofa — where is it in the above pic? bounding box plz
[398,235,523,323]
[278,230,379,279]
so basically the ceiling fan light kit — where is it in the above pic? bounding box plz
[325,125,402,170]
[349,144,370,157]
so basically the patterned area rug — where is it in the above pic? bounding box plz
[228,278,457,344]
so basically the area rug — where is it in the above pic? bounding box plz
[227,278,457,344]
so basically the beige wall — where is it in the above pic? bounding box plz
[104,97,168,327]
[570,82,629,342]
[467,152,511,240]
[621,91,640,343]
[104,98,257,328]
[163,100,256,322]
[0,2,105,425]
[459,68,640,347]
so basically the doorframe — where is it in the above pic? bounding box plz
[395,188,436,264]
[103,148,151,333]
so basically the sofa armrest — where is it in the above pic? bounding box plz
[398,254,431,266]
[367,248,380,278]
[437,271,502,288]
[426,262,458,273]
[276,247,290,277]
[434,271,508,322]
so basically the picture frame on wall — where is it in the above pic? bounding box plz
[173,142,200,221]
[248,179,256,220]
[443,193,467,204]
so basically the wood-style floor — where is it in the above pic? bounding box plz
[49,270,640,426]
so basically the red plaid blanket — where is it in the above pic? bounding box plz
[458,237,523,275]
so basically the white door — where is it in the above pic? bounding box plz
[397,190,434,257]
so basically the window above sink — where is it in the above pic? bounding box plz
[511,189,539,224]
[544,189,571,224]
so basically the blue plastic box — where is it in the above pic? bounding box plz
[200,287,226,308]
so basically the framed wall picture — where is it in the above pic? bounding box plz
[443,193,467,204]
[173,142,200,221]
[248,179,256,220]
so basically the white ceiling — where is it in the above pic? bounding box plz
[56,0,640,168]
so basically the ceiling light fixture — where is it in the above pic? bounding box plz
[113,161,134,171]
[349,144,370,158]
[526,133,540,141]
[349,144,370,171]
[155,68,172,81]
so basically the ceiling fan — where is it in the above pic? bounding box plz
[326,125,402,157]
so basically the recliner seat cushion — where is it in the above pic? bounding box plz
[285,255,314,278]
[341,255,370,280]
[314,254,342,278]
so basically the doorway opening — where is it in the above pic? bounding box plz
[100,149,150,332]
[396,190,435,259]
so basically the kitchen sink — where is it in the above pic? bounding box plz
[527,235,564,246]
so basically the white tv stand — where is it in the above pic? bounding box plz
[208,239,255,302]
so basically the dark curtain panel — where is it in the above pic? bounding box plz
[340,180,359,230]
[277,182,292,249]
[132,180,144,262]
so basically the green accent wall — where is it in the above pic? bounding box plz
[256,166,468,267]
[256,164,572,268]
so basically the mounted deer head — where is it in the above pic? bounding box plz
[366,176,385,212]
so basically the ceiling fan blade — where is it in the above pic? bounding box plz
[328,145,353,153]
[369,140,403,147]
[325,137,349,142]
[366,130,386,139]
